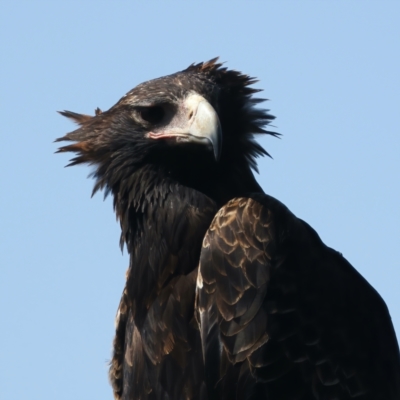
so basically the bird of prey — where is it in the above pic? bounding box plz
[56,59,400,400]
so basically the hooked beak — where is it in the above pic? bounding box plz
[147,93,222,161]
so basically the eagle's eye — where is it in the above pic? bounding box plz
[139,106,165,125]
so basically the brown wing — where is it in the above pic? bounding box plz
[196,196,400,400]
[111,271,207,400]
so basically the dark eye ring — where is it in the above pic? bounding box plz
[138,106,165,125]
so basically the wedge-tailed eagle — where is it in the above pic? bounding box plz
[56,59,400,399]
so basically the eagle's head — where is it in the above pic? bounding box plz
[56,58,277,202]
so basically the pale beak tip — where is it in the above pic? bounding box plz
[189,98,222,162]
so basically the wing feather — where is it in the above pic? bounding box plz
[196,195,400,399]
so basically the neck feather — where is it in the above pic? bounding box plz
[111,165,217,324]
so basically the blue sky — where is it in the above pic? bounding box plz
[1,2,399,399]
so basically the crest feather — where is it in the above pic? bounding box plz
[57,110,93,125]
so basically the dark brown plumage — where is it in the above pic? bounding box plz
[197,196,400,399]
[56,59,400,399]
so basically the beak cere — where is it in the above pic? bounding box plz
[147,93,222,161]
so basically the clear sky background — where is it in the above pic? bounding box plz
[1,2,399,399]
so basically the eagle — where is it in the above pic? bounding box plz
[56,59,400,399]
